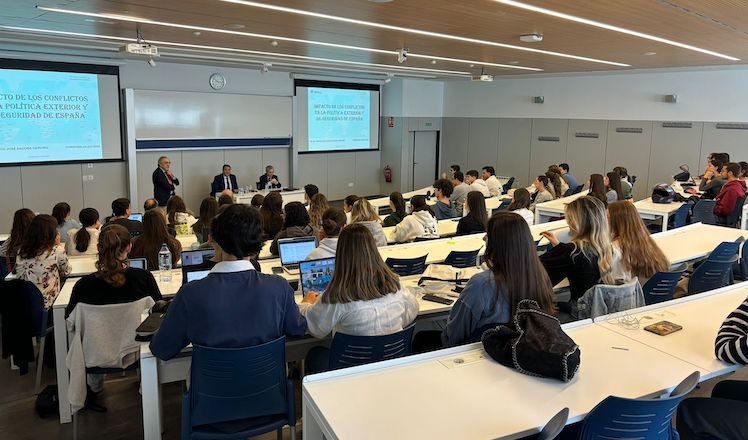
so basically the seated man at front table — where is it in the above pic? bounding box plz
[104,198,144,235]
[211,164,239,196]
[149,204,307,360]
[258,165,282,190]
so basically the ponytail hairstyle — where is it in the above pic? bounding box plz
[321,208,346,238]
[51,202,71,226]
[95,224,131,287]
[606,171,624,201]
[74,208,100,253]
[545,171,564,199]
[410,195,435,218]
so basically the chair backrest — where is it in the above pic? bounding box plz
[0,255,15,280]
[188,337,290,428]
[740,240,748,282]
[688,255,738,295]
[385,255,428,276]
[538,407,569,440]
[577,279,645,320]
[671,204,690,228]
[444,250,479,268]
[1,279,47,336]
[724,195,747,227]
[496,199,511,211]
[502,177,515,194]
[707,240,742,262]
[573,184,585,194]
[691,199,718,225]
[413,236,437,242]
[642,269,685,305]
[579,371,699,440]
[328,324,416,370]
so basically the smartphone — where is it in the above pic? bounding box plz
[644,321,683,336]
[272,266,284,275]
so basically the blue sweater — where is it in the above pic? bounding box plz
[434,200,457,220]
[150,261,307,360]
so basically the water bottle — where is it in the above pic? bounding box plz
[158,243,172,282]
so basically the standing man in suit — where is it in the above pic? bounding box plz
[153,156,179,206]
[258,165,282,189]
[211,164,239,196]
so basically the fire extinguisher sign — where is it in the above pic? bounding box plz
[387,117,394,128]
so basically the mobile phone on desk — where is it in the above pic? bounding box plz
[422,294,454,305]
[644,321,683,336]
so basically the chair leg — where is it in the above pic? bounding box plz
[290,424,297,440]
[276,427,283,440]
[35,336,46,393]
[73,412,78,440]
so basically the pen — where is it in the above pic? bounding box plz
[611,346,629,351]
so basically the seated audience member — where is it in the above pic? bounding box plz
[450,171,470,216]
[299,223,418,372]
[441,212,555,347]
[739,161,748,185]
[143,198,159,212]
[457,191,488,236]
[0,208,35,260]
[545,170,567,199]
[393,195,438,243]
[250,194,264,209]
[150,204,306,360]
[270,201,317,255]
[449,164,460,178]
[588,174,609,207]
[191,197,219,244]
[713,162,747,221]
[350,198,387,247]
[343,194,359,225]
[260,191,284,240]
[432,178,457,219]
[547,165,570,196]
[106,198,144,235]
[540,196,616,302]
[508,188,534,226]
[699,158,726,199]
[559,163,579,192]
[66,208,101,256]
[52,202,81,244]
[465,170,490,197]
[306,208,346,260]
[217,190,234,208]
[130,210,182,270]
[676,297,748,440]
[482,166,501,197]
[304,184,319,204]
[258,165,282,189]
[530,175,554,210]
[382,192,407,227]
[15,214,72,309]
[605,171,623,203]
[308,193,329,235]
[608,201,668,284]
[166,195,197,231]
[613,166,633,200]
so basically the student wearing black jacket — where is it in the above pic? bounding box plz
[457,191,488,236]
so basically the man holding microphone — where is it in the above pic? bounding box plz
[152,156,179,206]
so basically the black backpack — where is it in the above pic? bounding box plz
[35,385,59,418]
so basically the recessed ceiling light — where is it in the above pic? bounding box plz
[642,51,656,56]
[492,0,739,61]
[270,40,278,46]
[33,6,544,71]
[226,24,245,29]
[368,0,394,3]
[469,64,475,68]
[218,0,630,66]
[508,60,519,64]
[430,60,437,64]
[192,31,201,36]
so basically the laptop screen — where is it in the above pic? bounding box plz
[299,258,335,295]
[181,249,215,267]
[184,268,211,284]
[278,237,317,266]
[128,213,143,222]
[126,258,147,270]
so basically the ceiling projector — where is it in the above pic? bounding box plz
[119,43,159,57]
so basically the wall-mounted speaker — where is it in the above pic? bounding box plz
[533,96,544,104]
[663,94,678,103]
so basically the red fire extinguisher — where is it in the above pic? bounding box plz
[384,165,393,183]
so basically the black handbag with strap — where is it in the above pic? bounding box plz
[481,299,581,382]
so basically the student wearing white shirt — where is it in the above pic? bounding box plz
[465,169,490,197]
[66,208,101,256]
[299,223,419,373]
[507,188,534,226]
[482,166,502,197]
[306,208,346,260]
[393,195,439,243]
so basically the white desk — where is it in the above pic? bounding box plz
[634,198,685,232]
[595,282,748,381]
[651,223,748,265]
[0,233,8,242]
[382,219,459,243]
[302,320,704,440]
[369,186,433,212]
[233,189,306,207]
[534,191,588,224]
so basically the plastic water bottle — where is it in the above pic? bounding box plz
[158,243,172,282]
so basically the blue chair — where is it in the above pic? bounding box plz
[181,337,296,440]
[688,255,738,295]
[578,371,699,440]
[717,195,747,228]
[494,199,511,213]
[642,263,687,305]
[385,255,428,276]
[737,240,748,281]
[691,200,718,225]
[328,324,416,370]
[444,249,480,268]
[671,204,690,229]
[538,407,569,440]
[706,240,742,262]
[502,177,515,194]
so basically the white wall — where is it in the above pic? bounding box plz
[402,80,444,117]
[443,68,748,122]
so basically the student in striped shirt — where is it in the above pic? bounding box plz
[676,297,748,440]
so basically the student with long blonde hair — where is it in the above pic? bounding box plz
[308,193,329,234]
[608,201,669,284]
[540,196,616,301]
[350,198,387,247]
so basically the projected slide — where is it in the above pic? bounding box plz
[307,87,371,151]
[0,69,104,163]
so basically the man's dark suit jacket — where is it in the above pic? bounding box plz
[153,168,179,206]
[211,174,239,196]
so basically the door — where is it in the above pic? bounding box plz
[412,131,439,191]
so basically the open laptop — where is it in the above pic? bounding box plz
[126,258,147,270]
[181,249,215,267]
[128,212,143,222]
[298,257,335,296]
[278,236,317,275]
[182,265,212,285]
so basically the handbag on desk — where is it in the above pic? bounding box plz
[481,299,581,382]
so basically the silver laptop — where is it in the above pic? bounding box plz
[278,236,317,275]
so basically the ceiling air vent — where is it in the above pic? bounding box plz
[715,123,748,130]
[575,132,599,138]
[616,127,643,134]
[662,122,692,128]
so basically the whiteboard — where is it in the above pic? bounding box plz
[131,89,292,140]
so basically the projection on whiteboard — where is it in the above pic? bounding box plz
[295,81,380,153]
[0,65,122,165]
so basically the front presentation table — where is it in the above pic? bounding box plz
[233,188,306,207]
